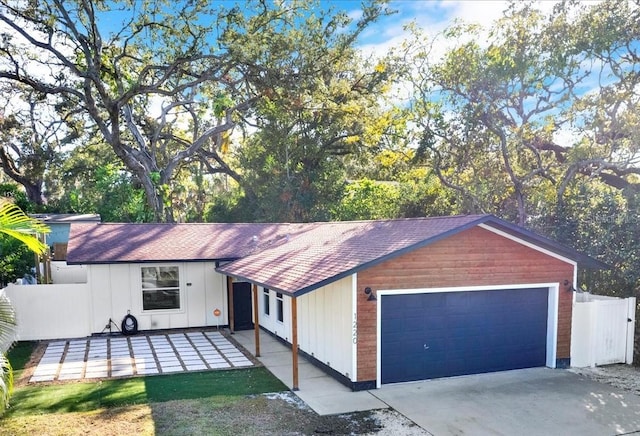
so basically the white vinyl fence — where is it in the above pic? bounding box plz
[2,283,92,340]
[571,293,635,368]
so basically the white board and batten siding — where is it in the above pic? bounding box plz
[258,275,355,382]
[50,261,88,284]
[88,262,227,334]
[571,293,635,367]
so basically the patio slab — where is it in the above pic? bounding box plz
[232,329,388,416]
[29,330,253,383]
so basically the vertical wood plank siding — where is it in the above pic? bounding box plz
[356,226,574,382]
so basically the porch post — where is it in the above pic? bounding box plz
[227,276,235,333]
[292,296,299,391]
[253,283,260,357]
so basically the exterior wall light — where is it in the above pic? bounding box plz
[563,279,576,292]
[364,287,376,301]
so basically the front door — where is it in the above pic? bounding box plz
[232,282,254,330]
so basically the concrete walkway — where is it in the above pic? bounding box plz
[232,329,388,415]
[30,330,253,383]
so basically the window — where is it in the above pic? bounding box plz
[263,289,270,316]
[141,266,180,311]
[276,292,284,323]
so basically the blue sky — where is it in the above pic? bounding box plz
[352,0,517,51]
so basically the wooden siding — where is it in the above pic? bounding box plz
[356,226,575,382]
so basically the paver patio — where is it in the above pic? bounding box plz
[30,330,253,383]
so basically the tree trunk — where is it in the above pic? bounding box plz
[23,182,45,206]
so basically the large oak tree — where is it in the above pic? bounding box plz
[0,0,390,221]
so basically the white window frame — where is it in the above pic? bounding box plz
[276,292,284,323]
[140,264,184,313]
[263,288,271,316]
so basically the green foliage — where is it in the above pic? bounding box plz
[333,179,400,220]
[396,172,460,218]
[0,294,16,416]
[0,0,394,222]
[0,201,49,254]
[204,188,251,223]
[55,144,154,222]
[0,235,34,287]
[237,133,346,222]
[0,201,49,415]
[532,183,640,296]
[0,185,30,213]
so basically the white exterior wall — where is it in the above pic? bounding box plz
[258,276,355,382]
[51,261,88,284]
[4,283,92,340]
[258,287,292,341]
[88,262,227,334]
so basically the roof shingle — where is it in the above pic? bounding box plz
[216,215,488,295]
[67,214,608,295]
[66,222,291,264]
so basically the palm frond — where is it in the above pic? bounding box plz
[0,354,13,415]
[0,293,17,353]
[0,201,50,255]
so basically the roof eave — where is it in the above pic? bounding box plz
[68,257,239,266]
[480,217,612,270]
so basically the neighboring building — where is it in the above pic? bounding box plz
[30,213,101,260]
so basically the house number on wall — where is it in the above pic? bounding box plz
[352,313,358,344]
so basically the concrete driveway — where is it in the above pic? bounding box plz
[371,367,640,436]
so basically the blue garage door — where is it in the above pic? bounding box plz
[381,288,548,384]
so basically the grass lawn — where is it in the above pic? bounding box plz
[1,341,288,435]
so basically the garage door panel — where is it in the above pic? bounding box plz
[381,288,548,384]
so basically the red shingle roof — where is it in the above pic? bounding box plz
[216,215,489,295]
[66,222,291,264]
[67,214,607,295]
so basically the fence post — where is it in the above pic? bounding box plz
[626,297,636,365]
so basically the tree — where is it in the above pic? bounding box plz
[0,199,49,415]
[0,0,391,222]
[0,84,79,206]
[228,1,396,221]
[403,3,589,225]
[554,0,640,201]
[0,0,245,221]
[402,1,640,227]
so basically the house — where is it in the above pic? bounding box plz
[27,214,608,390]
[30,213,101,260]
[65,222,290,333]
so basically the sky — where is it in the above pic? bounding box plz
[351,0,516,52]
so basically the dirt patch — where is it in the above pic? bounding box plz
[0,404,155,436]
[1,392,426,435]
[569,364,640,396]
[151,392,427,436]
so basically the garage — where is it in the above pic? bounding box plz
[216,214,606,391]
[380,287,549,384]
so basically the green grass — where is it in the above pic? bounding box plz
[6,367,286,417]
[6,342,36,380]
[144,367,284,402]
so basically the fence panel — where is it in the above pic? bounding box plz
[594,300,629,365]
[571,294,635,368]
[3,283,92,340]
